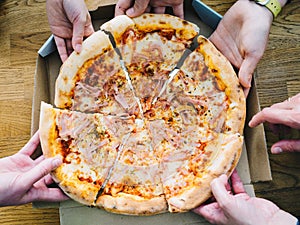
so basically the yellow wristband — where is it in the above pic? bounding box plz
[254,0,282,17]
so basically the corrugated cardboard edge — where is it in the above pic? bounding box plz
[244,77,272,182]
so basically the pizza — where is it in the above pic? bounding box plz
[39,13,246,215]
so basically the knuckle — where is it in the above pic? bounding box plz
[260,107,271,116]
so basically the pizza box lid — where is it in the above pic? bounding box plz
[31,0,271,223]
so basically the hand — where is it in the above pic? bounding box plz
[46,0,94,62]
[193,172,297,225]
[249,93,300,154]
[115,0,184,19]
[0,131,68,206]
[209,0,273,96]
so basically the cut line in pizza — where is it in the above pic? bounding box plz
[39,13,246,215]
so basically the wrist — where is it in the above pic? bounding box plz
[248,0,274,23]
[250,0,287,18]
[267,209,298,225]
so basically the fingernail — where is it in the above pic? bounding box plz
[272,147,282,154]
[75,44,82,53]
[52,158,62,168]
[126,8,134,16]
[248,120,253,127]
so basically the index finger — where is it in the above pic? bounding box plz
[230,169,245,194]
[54,36,68,63]
[249,107,300,129]
[19,131,40,156]
[19,157,62,190]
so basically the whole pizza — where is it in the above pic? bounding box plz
[39,14,246,215]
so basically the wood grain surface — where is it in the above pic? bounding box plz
[0,0,299,224]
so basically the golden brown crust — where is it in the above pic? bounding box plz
[167,133,243,212]
[54,30,113,109]
[132,13,199,41]
[39,101,58,158]
[196,36,246,134]
[100,15,135,44]
[100,13,199,45]
[96,194,167,215]
[52,171,99,206]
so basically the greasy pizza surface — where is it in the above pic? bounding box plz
[40,14,246,215]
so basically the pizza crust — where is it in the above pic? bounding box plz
[96,194,167,215]
[167,133,243,212]
[54,30,113,109]
[131,14,199,40]
[53,171,99,206]
[100,15,135,44]
[39,101,61,158]
[196,36,246,134]
[100,13,199,45]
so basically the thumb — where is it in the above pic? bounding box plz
[238,55,260,89]
[19,157,62,189]
[126,0,150,17]
[271,140,300,154]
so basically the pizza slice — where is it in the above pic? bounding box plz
[95,119,166,215]
[39,102,136,205]
[54,30,140,117]
[161,132,243,212]
[100,14,199,113]
[179,36,246,134]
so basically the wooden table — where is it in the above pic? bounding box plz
[0,0,299,224]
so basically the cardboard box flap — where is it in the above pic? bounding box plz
[244,77,272,182]
[38,35,56,57]
[60,206,208,225]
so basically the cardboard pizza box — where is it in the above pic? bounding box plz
[31,0,271,224]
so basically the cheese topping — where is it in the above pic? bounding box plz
[46,14,245,215]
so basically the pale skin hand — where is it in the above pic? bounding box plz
[249,93,300,154]
[0,132,69,206]
[46,0,94,62]
[115,0,184,19]
[209,0,273,96]
[193,173,297,225]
